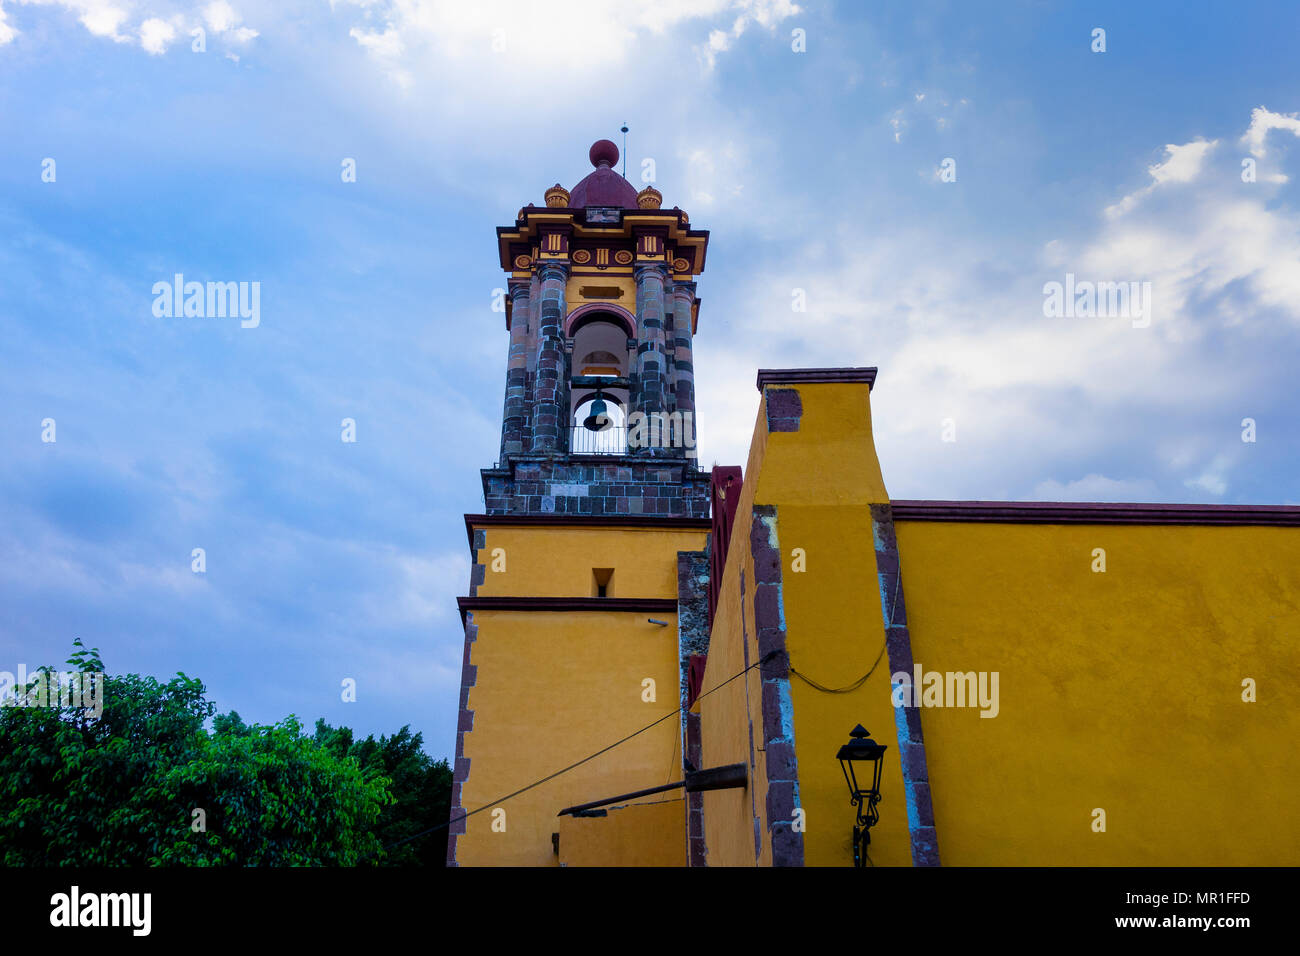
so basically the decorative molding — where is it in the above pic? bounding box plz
[636,185,663,209]
[464,512,710,548]
[890,500,1300,526]
[544,184,570,208]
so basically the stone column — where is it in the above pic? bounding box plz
[523,272,540,450]
[529,261,568,455]
[670,281,697,459]
[633,263,669,451]
[500,279,531,459]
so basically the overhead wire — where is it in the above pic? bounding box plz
[376,649,776,856]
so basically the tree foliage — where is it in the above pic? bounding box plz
[313,720,452,866]
[0,643,406,866]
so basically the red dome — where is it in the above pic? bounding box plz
[569,140,639,209]
[590,139,619,168]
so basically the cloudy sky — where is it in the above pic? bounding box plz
[2,0,1298,759]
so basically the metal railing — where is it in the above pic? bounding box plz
[569,424,628,455]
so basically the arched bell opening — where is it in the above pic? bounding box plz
[568,314,633,455]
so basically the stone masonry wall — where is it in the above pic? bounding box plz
[481,459,711,517]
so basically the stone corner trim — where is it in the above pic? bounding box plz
[749,504,805,867]
[755,367,878,391]
[764,388,803,433]
[446,611,479,867]
[869,503,940,867]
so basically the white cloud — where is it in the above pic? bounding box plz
[202,1,255,41]
[138,16,174,54]
[1241,105,1300,158]
[692,107,1300,501]
[331,0,798,79]
[202,0,234,32]
[1105,139,1217,218]
[13,0,129,42]
[349,23,401,58]
[696,0,801,70]
[0,5,17,45]
[71,0,128,40]
[1149,138,1217,184]
[10,1,258,52]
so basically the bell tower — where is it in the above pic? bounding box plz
[448,141,715,866]
[483,138,712,517]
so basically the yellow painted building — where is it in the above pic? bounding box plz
[448,141,1300,867]
[447,140,715,866]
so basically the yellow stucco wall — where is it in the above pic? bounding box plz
[702,377,1300,866]
[558,798,687,866]
[473,525,706,598]
[455,523,706,866]
[458,378,1300,867]
[698,398,770,866]
[697,489,764,866]
[456,608,686,866]
[758,381,912,867]
[895,520,1300,865]
[700,379,913,866]
[751,382,888,507]
[777,501,913,867]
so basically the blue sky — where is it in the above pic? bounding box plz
[2,0,1298,760]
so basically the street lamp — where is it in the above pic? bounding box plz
[837,724,887,867]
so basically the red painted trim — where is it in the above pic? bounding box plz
[756,367,877,390]
[686,654,707,709]
[456,595,678,624]
[464,513,711,549]
[708,466,744,628]
[890,500,1300,526]
[564,302,637,338]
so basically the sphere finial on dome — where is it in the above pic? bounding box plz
[589,139,619,169]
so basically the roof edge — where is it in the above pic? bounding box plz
[890,500,1300,526]
[756,367,878,391]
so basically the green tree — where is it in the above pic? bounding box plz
[313,720,452,866]
[0,643,392,866]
